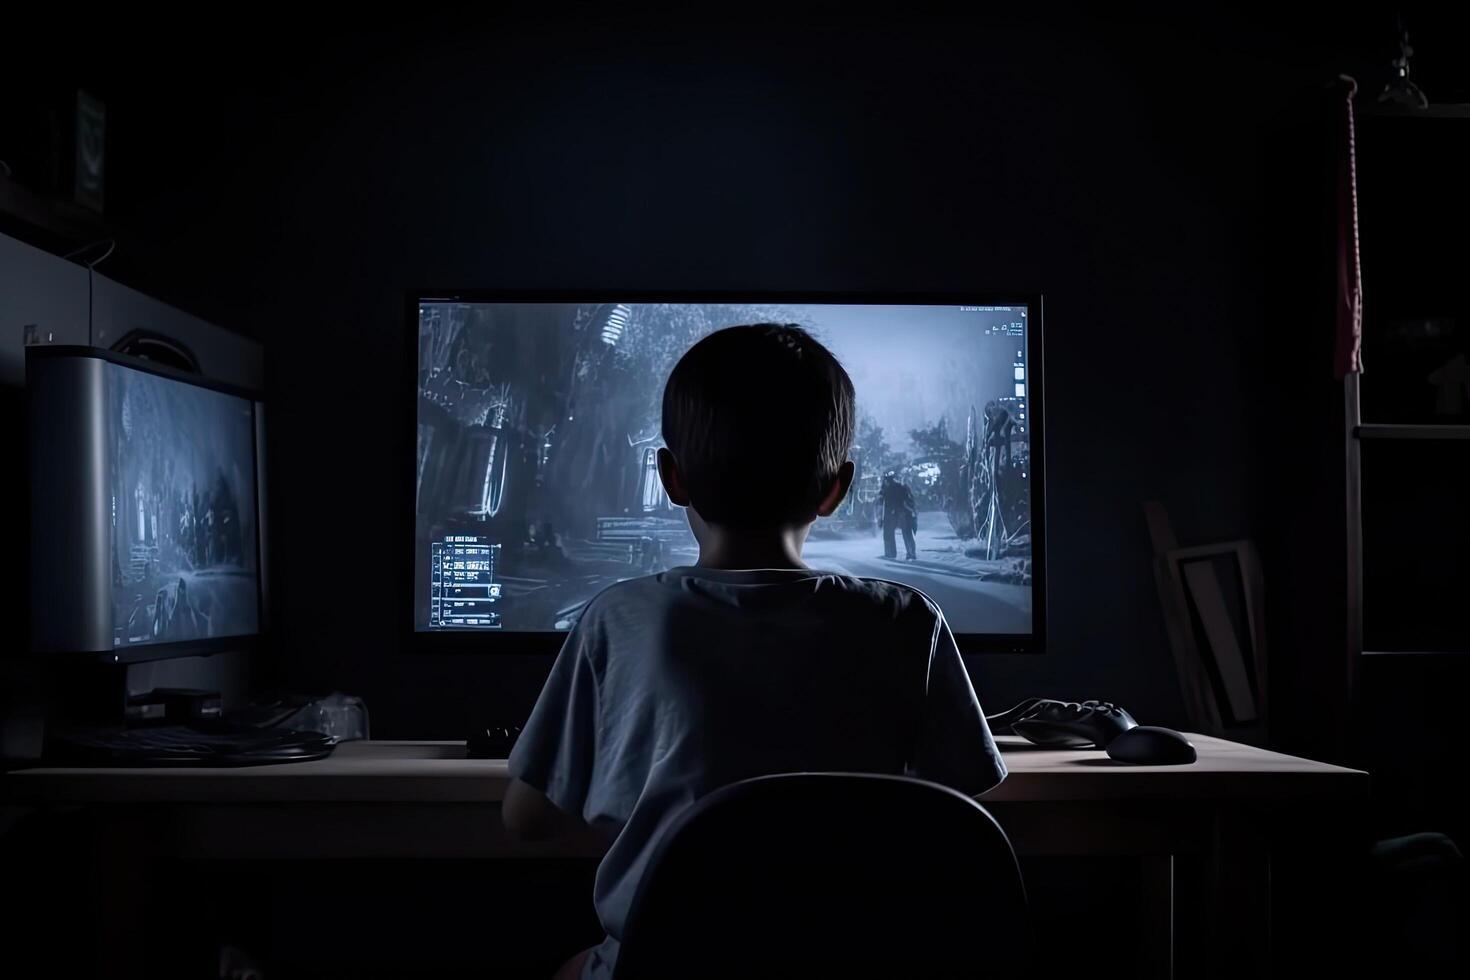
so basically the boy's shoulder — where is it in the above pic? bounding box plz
[575,571,669,615]
[579,568,945,634]
[818,572,948,631]
[565,572,671,636]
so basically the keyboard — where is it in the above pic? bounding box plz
[47,723,336,767]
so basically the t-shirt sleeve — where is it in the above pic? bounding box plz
[507,619,601,818]
[911,611,1007,796]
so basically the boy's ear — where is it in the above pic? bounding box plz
[656,448,692,507]
[815,460,856,518]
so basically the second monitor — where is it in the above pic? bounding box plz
[412,295,1044,653]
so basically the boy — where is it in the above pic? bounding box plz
[505,324,1006,980]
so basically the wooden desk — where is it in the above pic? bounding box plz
[4,735,1367,978]
[4,732,1366,806]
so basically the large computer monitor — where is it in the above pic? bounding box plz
[411,294,1044,654]
[27,346,267,662]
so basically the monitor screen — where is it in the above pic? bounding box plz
[413,298,1041,648]
[106,359,260,648]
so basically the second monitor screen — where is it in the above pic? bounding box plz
[415,302,1035,637]
[107,361,260,648]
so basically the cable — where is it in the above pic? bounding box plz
[63,239,115,264]
[63,239,116,347]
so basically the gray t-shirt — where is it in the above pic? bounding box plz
[507,566,1006,980]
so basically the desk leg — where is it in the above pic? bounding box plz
[94,813,154,979]
[1206,812,1271,979]
[1139,855,1175,980]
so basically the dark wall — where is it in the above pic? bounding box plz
[11,6,1457,739]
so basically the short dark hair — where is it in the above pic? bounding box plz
[661,324,855,527]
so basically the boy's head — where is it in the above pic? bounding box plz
[660,324,855,529]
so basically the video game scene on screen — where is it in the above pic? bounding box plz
[107,364,260,648]
[415,302,1033,635]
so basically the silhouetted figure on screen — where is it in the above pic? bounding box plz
[209,471,242,567]
[879,472,918,561]
[190,487,206,568]
[983,400,1014,471]
[976,400,1016,555]
[501,324,1006,980]
[634,535,664,573]
[151,586,170,639]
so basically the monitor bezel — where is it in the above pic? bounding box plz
[26,344,269,665]
[405,291,1046,656]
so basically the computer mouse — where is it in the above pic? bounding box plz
[1105,726,1196,765]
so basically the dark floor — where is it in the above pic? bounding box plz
[4,808,1464,979]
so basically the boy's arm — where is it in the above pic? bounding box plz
[503,777,587,842]
[503,618,601,841]
[911,611,1007,797]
